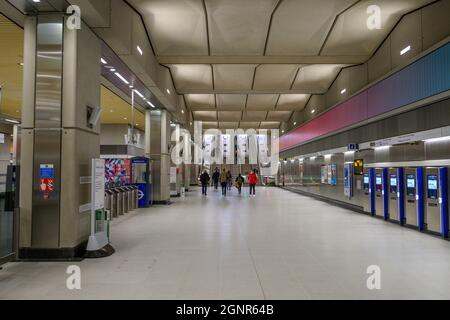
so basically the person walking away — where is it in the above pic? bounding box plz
[248,170,258,197]
[200,170,210,196]
[235,174,244,195]
[226,170,232,190]
[220,169,228,196]
[212,167,220,191]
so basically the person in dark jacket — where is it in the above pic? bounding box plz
[235,174,244,195]
[219,169,228,196]
[212,167,220,191]
[199,170,210,196]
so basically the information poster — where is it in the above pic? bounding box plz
[321,165,327,184]
[93,159,105,210]
[330,164,337,186]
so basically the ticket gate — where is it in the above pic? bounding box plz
[424,167,449,237]
[119,187,129,214]
[374,168,388,219]
[387,168,405,223]
[114,188,123,216]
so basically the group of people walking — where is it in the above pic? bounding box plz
[199,167,258,197]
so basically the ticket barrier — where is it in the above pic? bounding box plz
[105,189,117,218]
[118,187,129,214]
[374,168,388,220]
[114,188,123,216]
[424,167,449,237]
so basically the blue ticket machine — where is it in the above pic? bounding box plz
[131,157,152,208]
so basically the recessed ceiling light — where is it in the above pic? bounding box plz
[110,109,113,113]
[110,68,116,72]
[33,0,40,2]
[311,109,315,114]
[137,46,143,55]
[114,72,129,84]
[282,130,285,133]
[4,118,20,124]
[166,89,170,94]
[146,101,156,108]
[123,117,127,120]
[18,62,24,66]
[293,122,297,125]
[400,45,411,56]
[190,122,192,125]
[340,88,347,94]
[181,110,184,114]
[129,85,134,89]
[101,58,107,64]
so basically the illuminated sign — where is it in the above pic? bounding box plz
[353,159,364,175]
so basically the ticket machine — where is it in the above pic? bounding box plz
[387,168,404,223]
[361,168,373,214]
[424,167,448,237]
[404,168,421,227]
[374,168,388,220]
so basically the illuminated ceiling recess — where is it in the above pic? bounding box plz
[129,0,433,130]
[0,14,24,120]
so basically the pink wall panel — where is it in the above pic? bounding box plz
[280,92,367,151]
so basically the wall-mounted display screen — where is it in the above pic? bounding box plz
[363,174,369,185]
[389,174,397,194]
[406,175,415,197]
[375,174,382,192]
[427,175,438,199]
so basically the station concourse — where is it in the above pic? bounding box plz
[0,0,449,301]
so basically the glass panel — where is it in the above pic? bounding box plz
[132,163,147,184]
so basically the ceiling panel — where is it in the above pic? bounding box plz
[242,111,267,121]
[321,0,433,56]
[202,121,219,129]
[246,94,278,110]
[276,94,310,111]
[101,85,145,127]
[266,0,356,55]
[253,64,299,90]
[216,94,247,110]
[218,111,242,121]
[130,0,208,55]
[260,121,280,129]
[185,94,215,110]
[239,121,261,129]
[266,111,292,122]
[213,64,255,90]
[292,64,345,93]
[206,0,278,55]
[0,14,23,119]
[219,121,239,129]
[193,110,217,121]
[170,64,212,91]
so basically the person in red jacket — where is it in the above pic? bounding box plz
[247,169,258,197]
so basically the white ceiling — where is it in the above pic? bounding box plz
[130,0,434,129]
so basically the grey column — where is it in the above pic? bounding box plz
[19,16,101,259]
[150,110,171,204]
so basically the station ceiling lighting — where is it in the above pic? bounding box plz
[101,58,107,64]
[400,45,411,56]
[134,90,144,98]
[181,110,184,114]
[137,46,143,55]
[293,121,297,125]
[281,130,285,133]
[18,62,24,66]
[115,72,129,84]
[311,109,315,114]
[5,118,20,124]
[374,145,390,150]
[340,88,347,94]
[129,85,134,89]
[33,0,40,2]
[423,136,450,143]
[166,89,171,94]
[146,101,156,108]
[110,68,116,72]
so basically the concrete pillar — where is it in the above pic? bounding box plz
[19,16,101,259]
[149,110,171,204]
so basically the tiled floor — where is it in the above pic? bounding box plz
[1,186,450,300]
